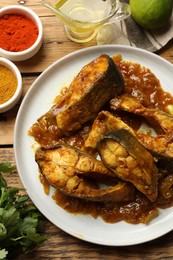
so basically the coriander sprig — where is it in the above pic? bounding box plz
[0,162,46,260]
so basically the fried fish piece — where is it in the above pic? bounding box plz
[84,110,135,151]
[35,144,135,202]
[110,95,173,133]
[159,174,173,199]
[56,54,124,135]
[84,111,158,202]
[110,95,173,159]
[98,130,158,202]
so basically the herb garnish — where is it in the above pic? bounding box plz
[0,162,46,260]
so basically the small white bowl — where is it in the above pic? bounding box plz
[0,5,43,61]
[0,57,22,113]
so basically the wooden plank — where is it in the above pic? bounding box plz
[158,39,173,64]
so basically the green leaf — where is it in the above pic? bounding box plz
[0,163,16,174]
[0,206,19,242]
[0,162,47,256]
[0,187,20,208]
[0,175,7,189]
[1,206,19,228]
[10,216,46,253]
[0,249,8,260]
[18,204,39,217]
[0,224,7,241]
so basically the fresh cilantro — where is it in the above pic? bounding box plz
[0,162,46,259]
[0,163,16,174]
[0,249,8,260]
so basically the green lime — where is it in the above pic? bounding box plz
[130,0,173,30]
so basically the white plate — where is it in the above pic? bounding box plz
[14,45,173,246]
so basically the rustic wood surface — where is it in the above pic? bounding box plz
[1,1,173,259]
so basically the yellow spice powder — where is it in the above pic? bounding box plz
[0,65,17,104]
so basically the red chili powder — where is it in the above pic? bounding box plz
[0,14,39,52]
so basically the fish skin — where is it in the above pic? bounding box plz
[98,131,158,202]
[110,95,173,159]
[35,144,135,202]
[56,54,124,135]
[84,111,158,202]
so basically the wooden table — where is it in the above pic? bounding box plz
[1,1,173,259]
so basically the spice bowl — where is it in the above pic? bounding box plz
[0,5,43,61]
[0,57,22,113]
